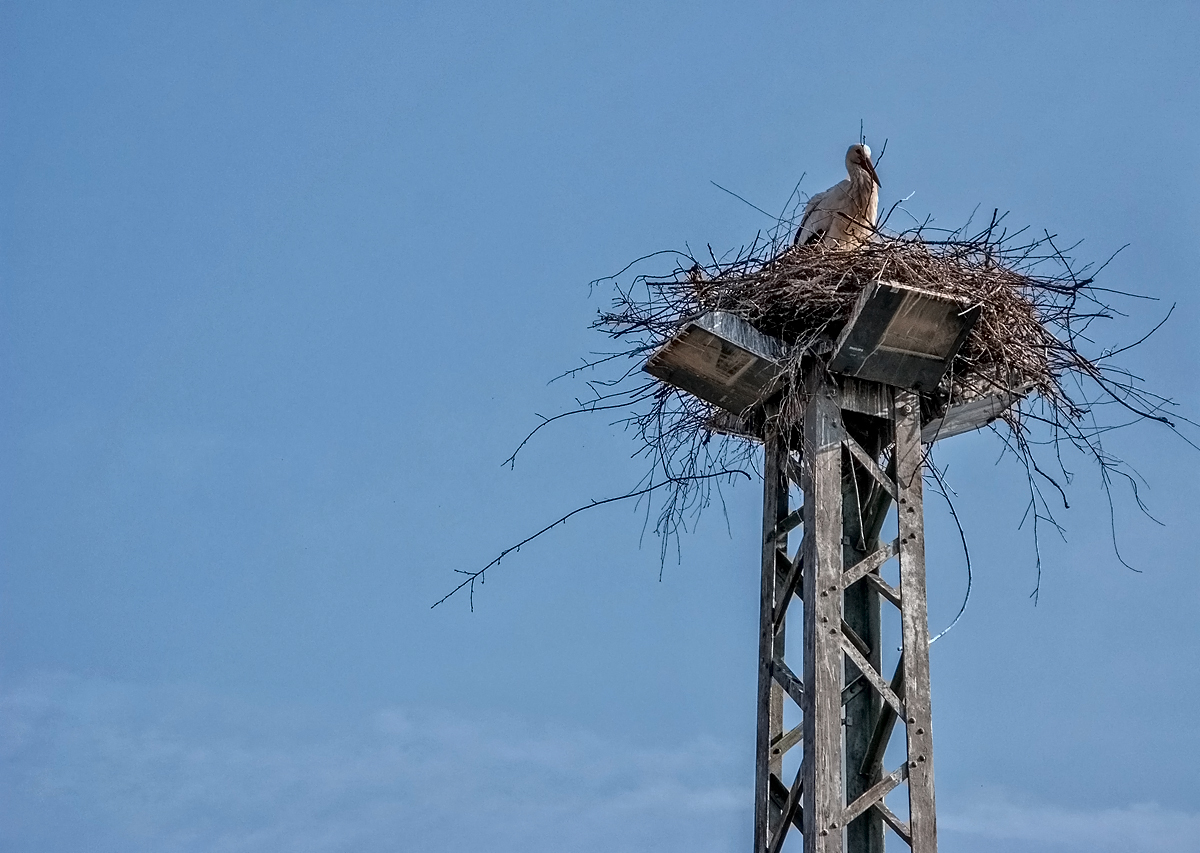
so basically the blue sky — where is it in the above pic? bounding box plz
[2,2,1198,851]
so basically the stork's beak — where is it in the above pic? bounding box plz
[863,156,881,188]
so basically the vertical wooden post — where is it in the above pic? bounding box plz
[754,418,790,853]
[895,389,938,852]
[802,368,845,853]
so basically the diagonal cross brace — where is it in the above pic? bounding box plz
[844,435,898,501]
[771,657,806,712]
[859,656,905,777]
[863,571,902,609]
[841,763,908,828]
[841,539,898,589]
[874,800,912,845]
[768,763,805,853]
[842,630,907,720]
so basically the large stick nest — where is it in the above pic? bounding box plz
[583,212,1186,577]
[436,209,1190,610]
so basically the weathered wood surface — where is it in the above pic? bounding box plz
[841,634,906,720]
[770,774,806,834]
[874,801,913,846]
[771,723,804,760]
[863,571,903,609]
[859,657,905,777]
[840,619,872,660]
[769,765,806,853]
[841,539,898,590]
[895,389,938,853]
[829,281,980,392]
[644,311,785,415]
[755,425,791,853]
[837,376,892,419]
[841,763,908,827]
[802,368,845,853]
[845,435,898,501]
[772,656,806,711]
[773,506,805,540]
[841,675,868,708]
[841,420,890,853]
[920,381,1034,444]
[773,552,804,627]
[747,374,941,853]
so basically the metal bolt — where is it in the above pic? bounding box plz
[918,754,926,762]
[820,830,829,837]
[909,761,917,768]
[917,727,925,735]
[908,717,916,724]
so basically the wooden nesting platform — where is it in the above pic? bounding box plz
[644,311,785,416]
[644,281,1023,444]
[829,280,980,392]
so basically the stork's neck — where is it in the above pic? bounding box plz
[848,166,875,192]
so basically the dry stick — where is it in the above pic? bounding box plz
[432,468,752,609]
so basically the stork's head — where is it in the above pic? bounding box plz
[846,143,881,187]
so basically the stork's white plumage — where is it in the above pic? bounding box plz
[793,144,881,248]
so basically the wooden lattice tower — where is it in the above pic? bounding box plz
[754,370,936,853]
[644,285,1016,853]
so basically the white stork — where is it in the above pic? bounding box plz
[793,144,881,248]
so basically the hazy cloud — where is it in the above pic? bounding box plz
[4,673,1197,853]
[941,790,1200,853]
[1,673,745,852]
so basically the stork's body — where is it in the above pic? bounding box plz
[793,143,881,248]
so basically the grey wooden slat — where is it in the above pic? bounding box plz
[828,281,978,391]
[863,571,902,609]
[771,723,804,761]
[841,634,907,720]
[859,657,905,777]
[895,389,938,853]
[841,675,867,708]
[755,425,790,853]
[788,452,806,491]
[874,801,913,846]
[773,546,793,599]
[801,367,845,852]
[859,454,896,550]
[838,376,892,419]
[920,383,1032,444]
[841,763,908,827]
[841,539,898,589]
[773,505,804,540]
[841,420,888,853]
[841,619,872,660]
[768,762,806,853]
[769,773,805,835]
[772,657,806,711]
[643,312,786,415]
[844,435,898,501]
[773,551,804,628]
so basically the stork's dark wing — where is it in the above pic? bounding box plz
[793,190,829,247]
